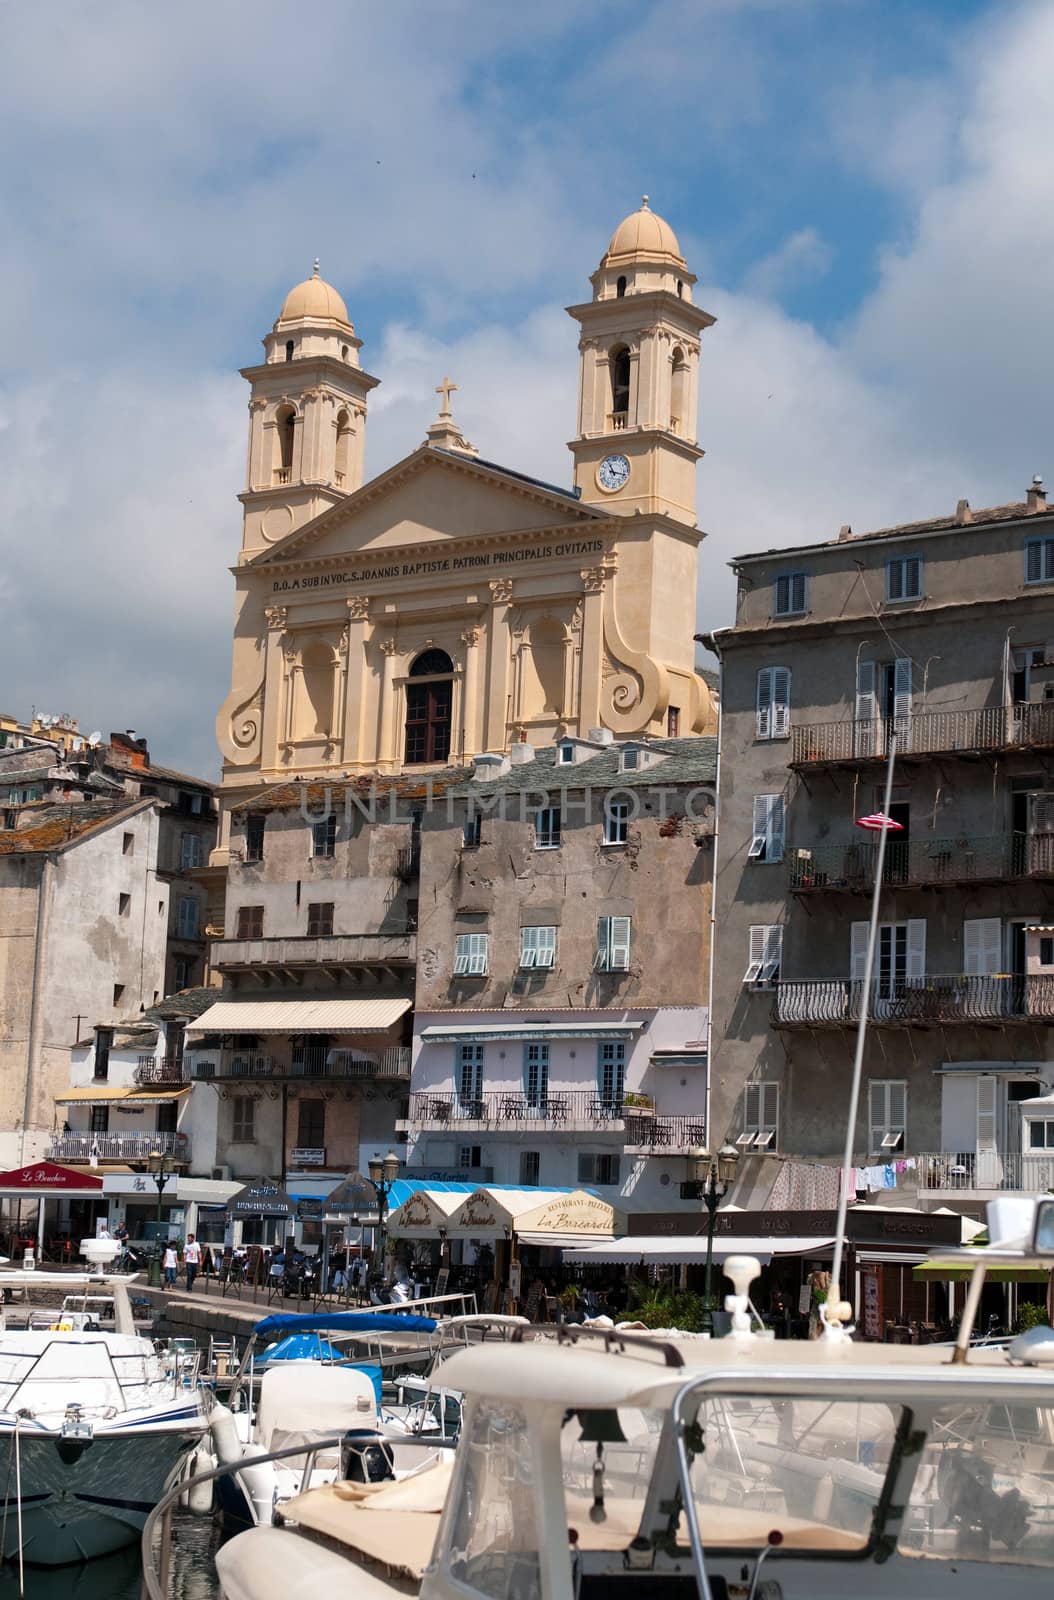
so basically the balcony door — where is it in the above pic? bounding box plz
[851,920,925,1016]
[523,1044,549,1109]
[458,1044,484,1113]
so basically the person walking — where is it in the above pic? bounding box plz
[183,1233,201,1291]
[162,1241,179,1288]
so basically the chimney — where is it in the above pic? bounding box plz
[508,741,535,765]
[1027,475,1046,514]
[471,751,510,782]
[837,524,852,542]
[587,727,614,745]
[955,499,972,525]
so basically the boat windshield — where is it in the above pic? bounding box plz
[685,1396,900,1553]
[447,1401,540,1600]
[900,1402,1054,1566]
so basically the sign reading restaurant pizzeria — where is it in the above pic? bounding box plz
[270,538,608,594]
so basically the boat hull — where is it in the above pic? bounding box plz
[0,1418,204,1566]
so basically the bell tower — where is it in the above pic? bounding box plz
[567,199,714,525]
[239,261,380,562]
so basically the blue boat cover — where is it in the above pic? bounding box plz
[253,1310,438,1337]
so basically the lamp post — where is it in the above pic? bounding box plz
[147,1147,174,1288]
[684,1144,739,1334]
[366,1150,400,1282]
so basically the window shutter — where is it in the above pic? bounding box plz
[776,575,789,614]
[850,921,870,983]
[905,557,921,598]
[905,919,926,983]
[887,561,903,602]
[1031,792,1054,834]
[1027,540,1043,584]
[760,1082,779,1135]
[596,916,610,968]
[577,1154,594,1184]
[536,926,556,969]
[762,925,782,981]
[767,796,785,862]
[609,917,632,970]
[792,573,806,612]
[756,668,772,739]
[963,917,1001,977]
[976,1076,998,1152]
[453,935,469,976]
[745,925,767,982]
[771,667,791,737]
[893,657,913,723]
[855,660,876,757]
[744,1083,760,1131]
[468,933,489,975]
[868,1080,887,1150]
[520,926,537,968]
[889,1080,906,1133]
[749,794,770,858]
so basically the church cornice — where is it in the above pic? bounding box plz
[240,357,381,392]
[565,290,715,334]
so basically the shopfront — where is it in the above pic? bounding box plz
[0,1161,105,1259]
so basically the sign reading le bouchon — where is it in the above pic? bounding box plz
[271,539,607,594]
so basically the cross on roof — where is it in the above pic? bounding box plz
[435,376,458,416]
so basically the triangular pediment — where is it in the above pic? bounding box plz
[251,445,608,570]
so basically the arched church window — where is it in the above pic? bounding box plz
[276,405,296,483]
[285,340,295,362]
[405,650,454,766]
[335,409,352,486]
[341,344,349,361]
[300,641,335,738]
[616,275,627,299]
[670,347,688,436]
[610,346,630,426]
[676,280,683,298]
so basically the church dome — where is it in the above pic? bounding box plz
[278,261,351,325]
[606,198,683,261]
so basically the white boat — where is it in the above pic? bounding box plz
[199,1196,1054,1600]
[0,1256,208,1566]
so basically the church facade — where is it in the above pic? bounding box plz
[214,202,717,857]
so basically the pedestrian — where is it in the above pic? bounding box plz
[162,1241,179,1288]
[183,1233,202,1291]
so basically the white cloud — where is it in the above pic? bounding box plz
[742,228,833,300]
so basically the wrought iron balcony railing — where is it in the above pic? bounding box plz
[791,701,1054,767]
[773,972,1054,1027]
[134,1056,189,1086]
[405,1092,703,1145]
[188,1045,411,1080]
[47,1131,190,1163]
[788,831,1054,892]
[913,1151,1054,1192]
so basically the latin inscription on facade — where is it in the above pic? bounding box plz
[271,539,607,593]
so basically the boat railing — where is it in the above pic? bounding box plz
[140,1428,447,1600]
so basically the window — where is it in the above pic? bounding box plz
[307,901,334,936]
[122,832,134,856]
[603,799,630,845]
[963,917,1002,976]
[236,904,264,939]
[748,795,785,862]
[232,1097,255,1142]
[179,791,204,816]
[557,743,575,765]
[597,1040,626,1106]
[1025,536,1054,585]
[667,705,680,738]
[774,572,807,616]
[579,1153,621,1185]
[534,807,561,848]
[852,919,926,996]
[180,832,203,870]
[312,814,337,857]
[90,1105,109,1136]
[93,1027,113,1081]
[245,813,266,862]
[596,915,632,972]
[1041,937,1054,968]
[519,1150,541,1186]
[519,925,556,969]
[744,925,782,986]
[740,1081,779,1149]
[118,892,131,916]
[296,1100,325,1149]
[404,649,454,765]
[755,666,791,739]
[886,555,923,602]
[173,957,191,990]
[462,813,482,849]
[453,932,489,976]
[523,1043,550,1107]
[177,896,199,939]
[610,345,630,419]
[620,747,640,772]
[113,983,125,1005]
[868,1080,907,1152]
[616,275,626,299]
[458,1044,485,1108]
[458,1143,483,1170]
[1028,1119,1054,1149]
[285,339,294,362]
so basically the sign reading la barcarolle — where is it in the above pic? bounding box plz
[270,538,607,594]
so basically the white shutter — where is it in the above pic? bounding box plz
[609,917,632,971]
[850,921,870,982]
[749,794,769,858]
[453,935,470,975]
[893,657,913,752]
[767,796,785,862]
[888,1080,907,1136]
[520,927,537,968]
[855,659,876,757]
[744,1083,760,1132]
[536,927,556,969]
[905,919,926,984]
[963,917,1001,976]
[868,1080,887,1151]
[1031,792,1054,833]
[756,668,772,739]
[760,1082,779,1144]
[976,1076,998,1152]
[760,926,782,982]
[771,667,791,737]
[470,933,489,975]
[745,925,767,983]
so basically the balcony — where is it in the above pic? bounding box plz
[134,1055,189,1087]
[608,411,628,431]
[788,832,1054,893]
[395,844,421,881]
[791,701,1054,768]
[914,1151,1054,1196]
[773,973,1054,1029]
[403,1092,704,1144]
[47,1131,190,1164]
[212,931,416,976]
[189,1044,411,1081]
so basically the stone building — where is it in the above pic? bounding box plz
[703,480,1054,1210]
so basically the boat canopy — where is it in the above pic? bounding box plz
[253,1310,438,1337]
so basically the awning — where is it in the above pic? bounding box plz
[563,1234,837,1265]
[511,1190,624,1241]
[186,998,411,1035]
[54,1085,192,1105]
[387,1190,468,1237]
[446,1186,586,1239]
[418,1021,643,1045]
[914,1258,1050,1283]
[856,1250,928,1267]
[0,1161,103,1197]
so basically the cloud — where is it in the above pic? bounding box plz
[743,228,833,300]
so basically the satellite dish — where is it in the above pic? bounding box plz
[39,715,52,728]
[87,732,102,747]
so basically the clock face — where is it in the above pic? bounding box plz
[597,453,630,493]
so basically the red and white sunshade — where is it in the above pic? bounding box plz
[855,812,905,832]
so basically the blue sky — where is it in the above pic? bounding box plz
[1,0,1050,775]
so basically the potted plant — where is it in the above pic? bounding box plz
[623,1091,654,1114]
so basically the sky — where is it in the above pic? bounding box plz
[2,0,1052,777]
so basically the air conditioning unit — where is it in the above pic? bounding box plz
[192,1061,215,1080]
[211,1165,232,1182]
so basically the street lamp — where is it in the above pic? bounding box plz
[366,1150,400,1280]
[147,1147,174,1288]
[683,1144,739,1334]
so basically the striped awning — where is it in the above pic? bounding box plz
[186,998,411,1035]
[54,1085,192,1105]
[419,1021,642,1045]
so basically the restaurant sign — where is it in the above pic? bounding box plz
[227,1182,293,1217]
[0,1161,104,1193]
[518,1192,621,1235]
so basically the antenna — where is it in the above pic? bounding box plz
[87,731,102,747]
